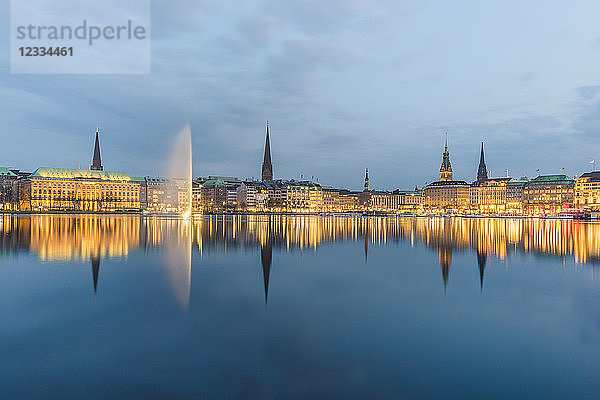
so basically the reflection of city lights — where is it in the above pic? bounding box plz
[0,215,598,267]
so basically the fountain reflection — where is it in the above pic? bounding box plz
[1,214,599,298]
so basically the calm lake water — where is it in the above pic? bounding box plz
[1,214,599,399]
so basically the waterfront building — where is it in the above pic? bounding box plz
[0,168,18,211]
[338,190,360,212]
[523,175,575,214]
[369,191,401,212]
[261,123,273,181]
[236,180,268,211]
[364,169,370,191]
[144,177,178,213]
[322,186,340,212]
[284,180,323,212]
[423,140,469,211]
[198,179,228,211]
[469,178,510,214]
[396,190,424,213]
[506,179,528,214]
[191,178,205,212]
[574,171,600,211]
[20,167,141,212]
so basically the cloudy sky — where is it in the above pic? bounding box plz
[2,0,600,190]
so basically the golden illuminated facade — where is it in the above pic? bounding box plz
[574,172,600,211]
[423,181,469,211]
[21,168,141,212]
[423,138,469,212]
[523,175,575,215]
[285,181,323,212]
[469,178,510,213]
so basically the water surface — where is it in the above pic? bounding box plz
[0,215,599,399]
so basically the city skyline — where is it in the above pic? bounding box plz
[2,1,600,189]
[2,124,598,193]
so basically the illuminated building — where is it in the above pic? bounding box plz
[261,122,273,181]
[198,179,228,210]
[14,129,144,213]
[506,179,528,214]
[143,177,189,213]
[423,139,469,211]
[338,190,360,211]
[20,167,142,212]
[523,175,575,214]
[0,167,18,211]
[574,171,600,211]
[396,190,424,213]
[358,169,401,212]
[367,191,401,211]
[322,186,340,212]
[237,180,268,211]
[469,178,510,213]
[284,180,323,212]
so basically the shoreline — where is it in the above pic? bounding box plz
[1,210,597,220]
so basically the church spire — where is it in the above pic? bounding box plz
[439,134,452,181]
[261,122,273,181]
[91,127,103,171]
[364,168,370,191]
[477,142,488,183]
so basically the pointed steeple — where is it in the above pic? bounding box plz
[439,135,452,181]
[261,122,273,181]
[364,168,370,191]
[477,142,488,183]
[91,128,103,171]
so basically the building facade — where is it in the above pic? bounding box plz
[423,139,469,211]
[574,171,600,211]
[0,167,18,211]
[21,167,141,212]
[506,179,528,214]
[469,178,510,214]
[523,175,575,214]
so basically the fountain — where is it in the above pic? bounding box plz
[166,124,193,218]
[163,124,193,308]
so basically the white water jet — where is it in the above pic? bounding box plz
[162,124,193,309]
[166,124,192,218]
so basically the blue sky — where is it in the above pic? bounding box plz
[2,0,600,190]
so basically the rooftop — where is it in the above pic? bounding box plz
[30,167,133,181]
[0,167,17,177]
[527,174,575,185]
[579,171,600,181]
[426,180,469,187]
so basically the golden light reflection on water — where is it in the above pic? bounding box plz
[1,214,599,301]
[1,214,599,263]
